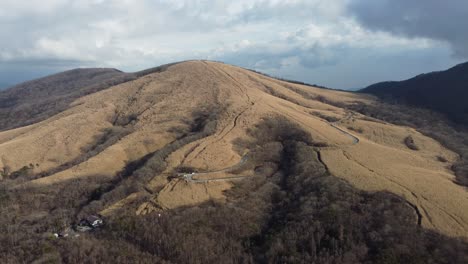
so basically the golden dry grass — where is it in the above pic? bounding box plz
[0,60,466,238]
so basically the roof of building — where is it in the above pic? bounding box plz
[85,215,102,223]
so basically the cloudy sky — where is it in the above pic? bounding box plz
[1,0,467,90]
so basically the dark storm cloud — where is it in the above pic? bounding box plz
[348,0,468,57]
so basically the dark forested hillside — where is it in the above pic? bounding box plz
[360,62,468,126]
[0,68,135,131]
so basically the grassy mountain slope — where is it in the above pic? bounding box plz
[0,61,466,263]
[0,62,182,132]
[0,68,136,131]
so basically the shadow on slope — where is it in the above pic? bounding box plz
[104,116,467,264]
[0,68,135,131]
[2,117,465,263]
[0,62,183,132]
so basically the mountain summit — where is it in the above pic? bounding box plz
[1,61,467,262]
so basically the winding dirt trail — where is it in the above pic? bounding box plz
[179,112,360,184]
[328,112,359,145]
[180,62,255,167]
[4,60,460,237]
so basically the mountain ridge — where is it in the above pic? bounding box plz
[0,60,467,262]
[360,61,468,125]
[0,68,135,131]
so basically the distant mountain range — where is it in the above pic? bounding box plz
[361,62,468,126]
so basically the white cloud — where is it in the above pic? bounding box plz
[0,0,66,18]
[0,0,464,88]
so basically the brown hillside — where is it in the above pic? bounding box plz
[1,60,467,240]
[0,68,136,131]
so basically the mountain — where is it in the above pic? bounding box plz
[361,62,468,125]
[0,61,466,262]
[0,63,179,132]
[0,68,136,131]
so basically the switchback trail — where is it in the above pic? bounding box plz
[176,112,359,184]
